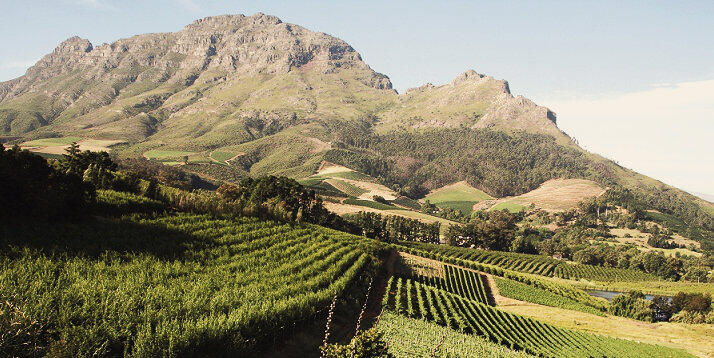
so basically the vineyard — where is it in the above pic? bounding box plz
[382,276,693,357]
[0,213,383,356]
[399,264,493,305]
[494,277,604,316]
[397,241,659,282]
[377,311,532,358]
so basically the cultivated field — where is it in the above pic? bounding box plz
[20,137,126,154]
[476,178,606,212]
[1,213,380,356]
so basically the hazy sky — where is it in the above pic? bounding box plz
[1,1,712,195]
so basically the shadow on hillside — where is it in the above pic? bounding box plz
[0,216,204,260]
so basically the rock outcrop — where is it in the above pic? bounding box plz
[1,13,561,140]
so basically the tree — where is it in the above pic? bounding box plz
[0,145,93,220]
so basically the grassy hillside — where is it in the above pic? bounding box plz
[425,181,493,215]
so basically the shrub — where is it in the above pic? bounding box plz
[321,328,393,358]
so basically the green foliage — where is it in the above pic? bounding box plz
[495,277,604,316]
[0,213,382,356]
[0,144,93,220]
[20,136,83,146]
[377,311,533,358]
[609,291,654,321]
[489,202,527,213]
[343,211,440,243]
[215,176,345,227]
[327,179,368,197]
[383,276,689,357]
[322,328,393,358]
[398,241,658,282]
[445,210,521,250]
[325,128,607,198]
[61,142,117,176]
[210,150,236,163]
[143,149,195,160]
[399,265,492,305]
[95,189,165,216]
[344,198,398,210]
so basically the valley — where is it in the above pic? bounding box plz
[1,11,713,358]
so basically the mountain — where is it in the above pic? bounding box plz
[1,13,712,243]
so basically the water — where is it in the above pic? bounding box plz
[585,289,658,301]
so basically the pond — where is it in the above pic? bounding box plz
[585,289,660,301]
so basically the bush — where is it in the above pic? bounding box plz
[322,328,393,358]
[609,291,653,321]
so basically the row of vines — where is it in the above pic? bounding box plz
[0,213,384,356]
[382,276,691,357]
[397,241,659,281]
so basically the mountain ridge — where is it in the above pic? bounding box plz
[1,13,712,240]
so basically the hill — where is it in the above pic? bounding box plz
[1,12,712,248]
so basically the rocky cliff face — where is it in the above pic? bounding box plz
[0,13,560,141]
[377,69,562,137]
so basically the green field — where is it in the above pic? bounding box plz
[425,181,493,203]
[423,182,493,215]
[436,200,479,215]
[21,136,83,146]
[0,213,380,356]
[210,150,238,163]
[489,201,528,213]
[343,198,399,210]
[143,149,196,160]
[377,312,533,357]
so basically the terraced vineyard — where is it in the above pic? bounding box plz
[0,213,382,356]
[398,241,659,282]
[382,277,692,357]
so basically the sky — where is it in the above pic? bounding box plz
[1,0,713,196]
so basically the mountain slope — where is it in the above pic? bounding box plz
[1,13,712,246]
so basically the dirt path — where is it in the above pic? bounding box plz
[364,250,399,326]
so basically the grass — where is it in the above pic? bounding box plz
[377,311,533,357]
[497,296,714,358]
[435,200,479,215]
[143,149,196,160]
[21,136,83,146]
[343,198,399,210]
[488,179,605,212]
[210,150,237,163]
[425,181,493,203]
[489,201,527,213]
